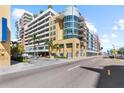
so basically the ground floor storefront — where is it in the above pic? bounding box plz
[25,38,100,59]
[55,38,86,59]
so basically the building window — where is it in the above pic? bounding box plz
[66,43,72,48]
[33,47,37,50]
[50,21,52,25]
[74,22,78,28]
[53,25,56,29]
[53,31,56,35]
[64,15,78,22]
[45,46,48,49]
[53,37,56,40]
[50,27,52,30]
[74,29,78,34]
[50,32,52,36]
[64,15,73,22]
[59,44,64,48]
[65,29,72,34]
[38,47,44,50]
[64,22,73,28]
[60,53,64,57]
[74,16,78,21]
[53,20,55,24]
[76,43,79,48]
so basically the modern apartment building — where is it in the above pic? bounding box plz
[18,12,33,48]
[25,8,58,56]
[87,31,101,56]
[0,5,11,67]
[51,6,88,58]
[19,6,100,59]
[49,15,81,59]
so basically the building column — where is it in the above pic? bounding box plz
[80,46,83,56]
[78,43,80,57]
[64,44,67,57]
[83,47,87,56]
[72,43,76,59]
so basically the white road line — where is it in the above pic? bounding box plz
[67,65,80,71]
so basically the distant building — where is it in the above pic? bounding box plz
[18,12,33,48]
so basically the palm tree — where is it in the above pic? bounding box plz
[45,40,54,57]
[40,10,44,14]
[11,41,18,56]
[45,40,60,58]
[11,41,24,58]
[54,43,60,56]
[118,47,124,56]
[100,47,103,50]
[33,14,38,18]
[32,33,37,57]
[48,5,53,9]
[17,44,24,55]
[28,33,37,57]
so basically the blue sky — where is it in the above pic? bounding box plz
[11,5,124,51]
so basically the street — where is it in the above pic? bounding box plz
[0,57,124,88]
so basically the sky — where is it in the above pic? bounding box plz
[11,5,124,52]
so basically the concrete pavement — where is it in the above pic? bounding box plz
[0,57,124,87]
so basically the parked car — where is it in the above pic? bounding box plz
[109,55,114,58]
[102,53,109,58]
[119,56,124,59]
[22,53,29,58]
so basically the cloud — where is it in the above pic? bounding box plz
[102,34,108,38]
[12,8,32,19]
[86,21,97,34]
[101,38,110,43]
[112,25,118,30]
[12,8,26,19]
[118,20,124,30]
[112,19,124,31]
[111,33,117,38]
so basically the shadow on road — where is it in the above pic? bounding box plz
[80,65,124,88]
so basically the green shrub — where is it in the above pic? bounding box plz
[12,57,28,62]
[55,56,67,59]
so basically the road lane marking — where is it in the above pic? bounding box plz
[67,65,80,71]
[107,69,111,76]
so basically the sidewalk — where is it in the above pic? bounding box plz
[0,56,99,75]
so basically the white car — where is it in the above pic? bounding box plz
[22,54,29,58]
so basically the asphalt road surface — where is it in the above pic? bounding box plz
[0,57,124,88]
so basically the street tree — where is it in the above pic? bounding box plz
[54,43,60,56]
[48,5,53,9]
[45,40,60,58]
[118,47,124,56]
[11,41,24,57]
[40,10,44,14]
[28,33,40,57]
[100,47,103,50]
[33,14,38,18]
